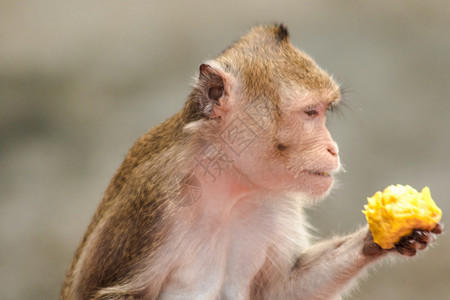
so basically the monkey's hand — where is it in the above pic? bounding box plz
[363,223,442,257]
[362,185,442,249]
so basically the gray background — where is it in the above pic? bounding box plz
[1,1,449,299]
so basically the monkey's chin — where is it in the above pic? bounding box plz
[297,173,335,198]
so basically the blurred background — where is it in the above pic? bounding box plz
[1,0,449,299]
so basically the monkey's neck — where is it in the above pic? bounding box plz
[191,166,255,218]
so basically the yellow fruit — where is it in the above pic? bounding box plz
[362,185,442,249]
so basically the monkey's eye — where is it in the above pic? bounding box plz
[304,109,318,117]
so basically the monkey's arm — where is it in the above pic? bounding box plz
[269,224,440,300]
[279,227,373,300]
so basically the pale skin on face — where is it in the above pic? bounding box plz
[228,90,341,197]
[283,99,340,195]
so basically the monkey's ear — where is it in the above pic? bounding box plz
[196,64,229,118]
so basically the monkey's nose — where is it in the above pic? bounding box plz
[327,142,339,157]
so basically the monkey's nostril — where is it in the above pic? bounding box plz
[327,143,339,157]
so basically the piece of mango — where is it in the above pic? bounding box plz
[362,184,442,249]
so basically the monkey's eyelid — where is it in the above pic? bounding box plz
[304,109,318,116]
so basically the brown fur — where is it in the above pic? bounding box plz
[59,23,340,300]
[59,24,438,300]
[60,96,205,299]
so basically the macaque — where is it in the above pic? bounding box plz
[60,24,441,300]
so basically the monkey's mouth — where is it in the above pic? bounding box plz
[304,170,331,177]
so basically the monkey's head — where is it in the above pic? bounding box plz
[188,24,341,200]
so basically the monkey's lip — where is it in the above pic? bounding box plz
[303,170,332,177]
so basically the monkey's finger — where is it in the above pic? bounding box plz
[362,241,385,256]
[395,233,428,255]
[431,223,443,234]
[411,230,434,244]
[396,242,417,256]
[416,242,427,250]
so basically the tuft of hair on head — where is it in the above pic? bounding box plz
[273,23,289,43]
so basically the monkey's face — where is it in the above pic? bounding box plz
[229,94,341,199]
[193,63,342,199]
[276,99,341,197]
